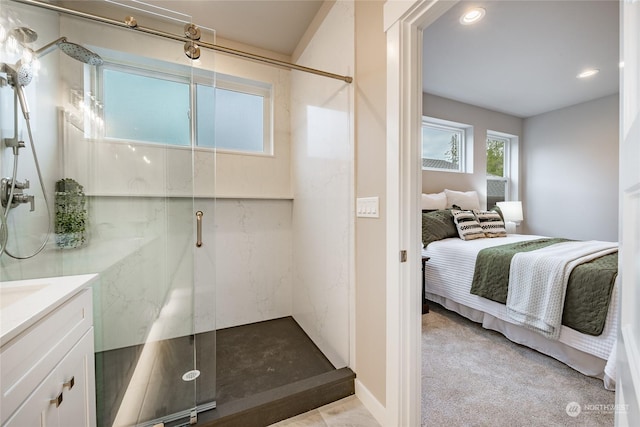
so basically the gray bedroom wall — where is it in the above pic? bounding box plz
[522,94,619,241]
[421,93,523,209]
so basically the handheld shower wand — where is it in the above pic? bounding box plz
[1,62,32,120]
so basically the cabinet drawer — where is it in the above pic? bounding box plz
[0,289,93,425]
[3,329,96,427]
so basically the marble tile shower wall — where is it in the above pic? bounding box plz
[89,196,294,351]
[1,194,293,353]
[290,0,354,369]
[214,199,293,330]
[89,196,192,352]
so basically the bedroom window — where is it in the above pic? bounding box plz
[422,118,470,173]
[486,133,511,206]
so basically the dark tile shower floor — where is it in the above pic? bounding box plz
[95,316,354,427]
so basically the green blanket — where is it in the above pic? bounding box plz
[470,238,618,336]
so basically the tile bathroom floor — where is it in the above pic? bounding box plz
[269,395,380,427]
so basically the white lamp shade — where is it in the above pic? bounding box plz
[496,201,523,222]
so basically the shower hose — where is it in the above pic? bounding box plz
[1,92,51,259]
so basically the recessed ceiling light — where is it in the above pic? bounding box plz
[460,8,486,25]
[577,69,600,79]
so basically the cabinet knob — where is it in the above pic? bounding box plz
[50,392,63,408]
[63,376,75,390]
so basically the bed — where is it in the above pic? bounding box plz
[420,191,618,390]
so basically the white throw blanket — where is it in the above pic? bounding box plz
[506,240,618,339]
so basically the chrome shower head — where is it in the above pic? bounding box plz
[35,37,104,66]
[1,34,102,120]
[57,40,103,66]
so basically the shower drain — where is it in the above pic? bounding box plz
[182,370,201,381]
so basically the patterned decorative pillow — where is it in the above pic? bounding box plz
[473,210,507,238]
[451,209,485,241]
[422,209,458,246]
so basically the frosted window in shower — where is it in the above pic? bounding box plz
[103,68,190,146]
[196,83,270,154]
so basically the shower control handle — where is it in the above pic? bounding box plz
[196,211,203,247]
[1,177,33,210]
[13,194,35,211]
[13,179,29,190]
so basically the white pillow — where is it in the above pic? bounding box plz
[444,189,480,210]
[421,192,447,210]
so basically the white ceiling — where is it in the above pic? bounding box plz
[69,0,619,119]
[105,0,324,56]
[422,1,620,118]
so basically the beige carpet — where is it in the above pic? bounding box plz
[422,303,615,426]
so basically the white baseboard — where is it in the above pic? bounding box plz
[355,379,386,426]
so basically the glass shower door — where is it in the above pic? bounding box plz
[49,5,217,426]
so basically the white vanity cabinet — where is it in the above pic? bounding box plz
[0,284,96,427]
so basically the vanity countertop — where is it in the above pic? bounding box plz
[0,274,98,346]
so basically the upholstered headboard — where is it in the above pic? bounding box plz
[421,189,507,246]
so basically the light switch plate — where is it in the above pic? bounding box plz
[356,196,379,218]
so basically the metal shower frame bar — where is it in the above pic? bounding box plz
[11,0,353,83]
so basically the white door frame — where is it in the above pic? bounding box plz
[616,1,640,425]
[384,1,455,425]
[385,0,639,426]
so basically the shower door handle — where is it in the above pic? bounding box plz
[196,211,203,247]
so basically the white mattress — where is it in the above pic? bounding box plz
[422,234,618,383]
